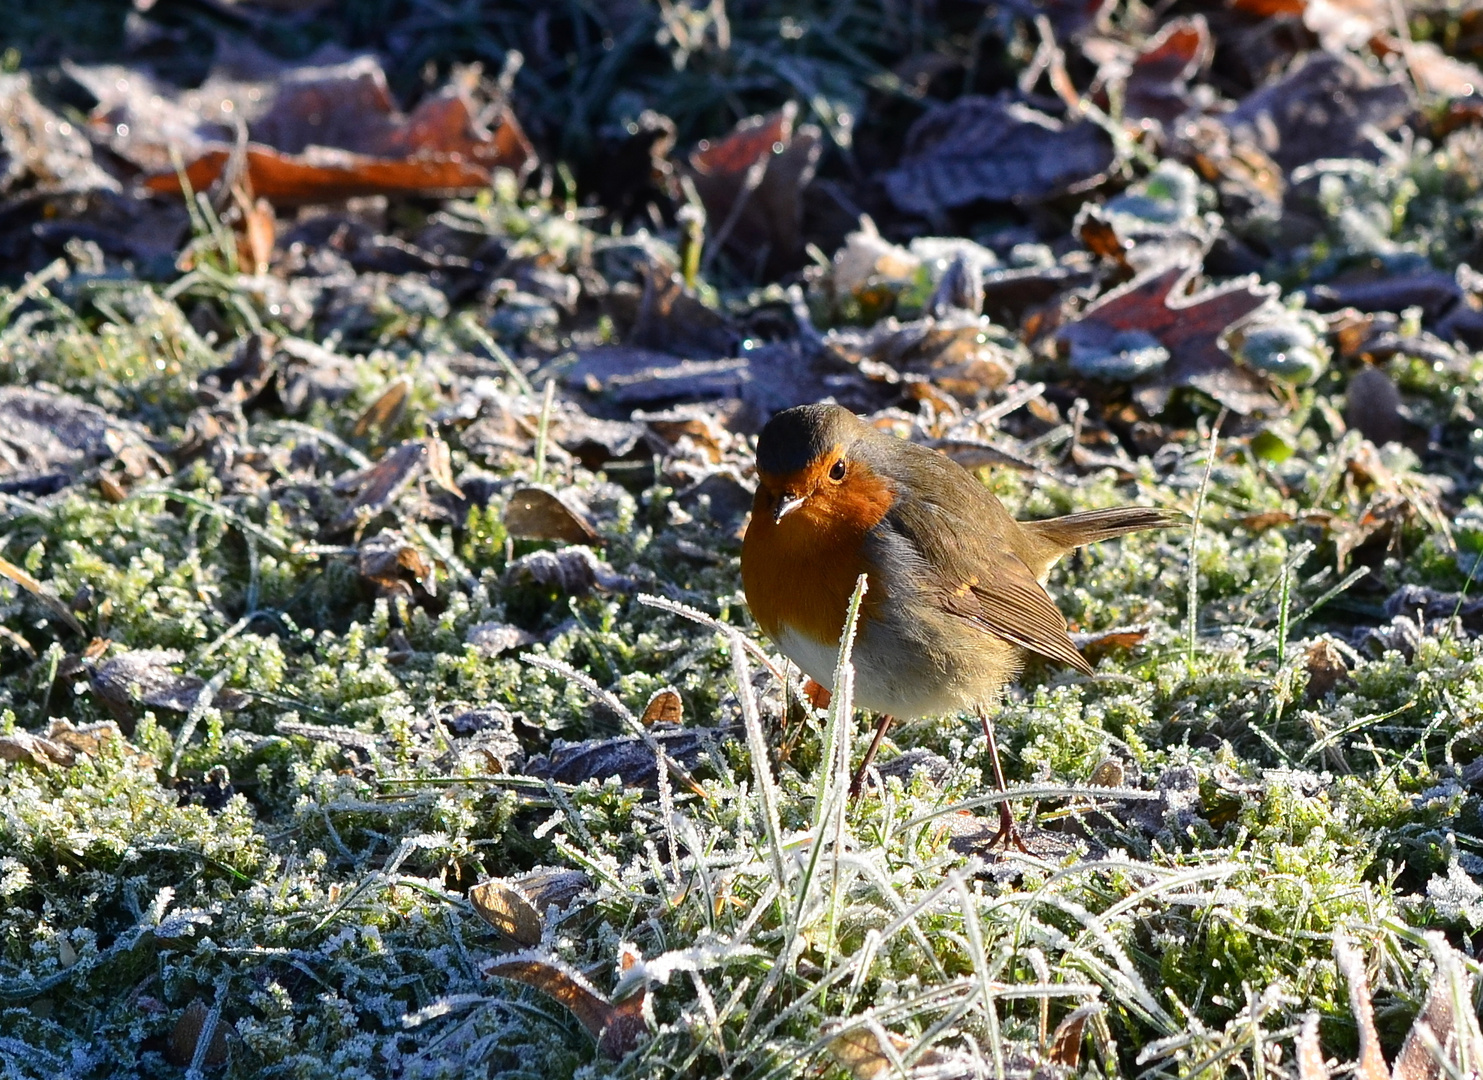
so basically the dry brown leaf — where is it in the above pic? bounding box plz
[119,56,536,203]
[1057,251,1278,414]
[1221,53,1409,173]
[685,103,822,275]
[335,438,461,528]
[357,530,437,597]
[423,437,465,499]
[827,1023,954,1079]
[1304,638,1352,702]
[885,93,1114,215]
[1333,937,1390,1080]
[166,999,231,1068]
[1047,1002,1102,1066]
[352,376,411,439]
[1391,936,1483,1080]
[502,487,600,545]
[640,688,683,727]
[1117,16,1212,125]
[486,952,646,1059]
[0,730,73,768]
[469,879,544,947]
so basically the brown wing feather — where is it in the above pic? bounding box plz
[870,441,1093,675]
[958,570,1094,675]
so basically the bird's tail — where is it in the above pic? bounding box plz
[1021,506,1186,553]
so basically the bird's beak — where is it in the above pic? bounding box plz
[773,491,806,524]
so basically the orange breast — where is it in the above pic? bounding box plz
[741,464,897,651]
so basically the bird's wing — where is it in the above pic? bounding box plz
[880,451,1094,676]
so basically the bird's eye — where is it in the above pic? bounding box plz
[828,459,847,481]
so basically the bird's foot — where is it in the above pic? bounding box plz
[984,801,1031,854]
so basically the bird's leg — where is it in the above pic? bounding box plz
[979,708,1029,853]
[849,713,895,798]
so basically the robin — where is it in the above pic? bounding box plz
[741,403,1182,848]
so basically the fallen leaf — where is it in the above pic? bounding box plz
[502,547,633,597]
[620,260,740,358]
[826,1022,955,1079]
[88,650,247,726]
[526,726,728,788]
[502,487,600,545]
[351,376,411,439]
[0,387,156,498]
[0,730,74,768]
[464,622,538,657]
[1391,935,1483,1080]
[357,530,437,597]
[1304,638,1351,701]
[486,951,646,1058]
[1221,53,1409,173]
[685,103,822,275]
[166,999,231,1068]
[0,73,118,201]
[1375,36,1483,101]
[1069,625,1149,661]
[1088,16,1211,126]
[1057,251,1279,413]
[801,678,832,711]
[639,688,683,726]
[469,879,544,947]
[91,56,538,203]
[885,93,1115,215]
[335,438,461,528]
[512,868,592,915]
[1047,1002,1102,1066]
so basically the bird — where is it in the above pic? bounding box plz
[740,403,1182,849]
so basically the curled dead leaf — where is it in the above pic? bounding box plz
[358,530,437,597]
[685,103,822,276]
[0,730,74,768]
[485,951,646,1059]
[503,547,632,597]
[335,438,462,529]
[1047,1002,1103,1067]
